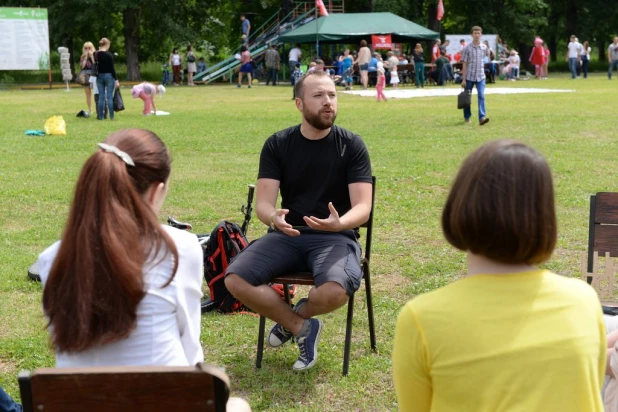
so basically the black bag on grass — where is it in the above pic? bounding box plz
[113,88,125,112]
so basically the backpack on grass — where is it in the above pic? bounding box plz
[204,220,297,314]
[204,221,249,313]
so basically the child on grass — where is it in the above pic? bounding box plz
[131,82,166,115]
[376,67,387,102]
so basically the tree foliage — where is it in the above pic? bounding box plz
[4,0,617,79]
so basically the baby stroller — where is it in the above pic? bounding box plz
[335,66,354,90]
[161,64,170,86]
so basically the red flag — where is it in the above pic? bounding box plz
[316,0,329,17]
[437,0,445,21]
[371,34,393,50]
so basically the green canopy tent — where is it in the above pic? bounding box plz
[279,12,439,44]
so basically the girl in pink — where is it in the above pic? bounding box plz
[529,37,545,79]
[131,82,166,115]
[376,67,387,102]
[542,43,550,79]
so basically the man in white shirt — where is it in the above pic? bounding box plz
[566,35,582,79]
[608,37,618,80]
[288,44,302,85]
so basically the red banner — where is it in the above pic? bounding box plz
[316,0,329,17]
[371,34,393,50]
[437,0,445,21]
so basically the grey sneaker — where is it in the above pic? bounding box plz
[267,298,307,348]
[293,318,324,371]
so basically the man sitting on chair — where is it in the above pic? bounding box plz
[224,70,373,371]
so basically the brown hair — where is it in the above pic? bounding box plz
[360,40,367,47]
[294,69,332,99]
[43,129,178,353]
[471,26,482,34]
[99,37,110,47]
[442,140,556,265]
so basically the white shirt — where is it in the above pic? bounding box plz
[288,47,302,62]
[568,41,582,58]
[171,53,181,66]
[37,225,204,368]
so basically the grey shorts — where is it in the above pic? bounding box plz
[225,228,362,296]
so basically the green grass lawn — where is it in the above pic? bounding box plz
[1,74,617,411]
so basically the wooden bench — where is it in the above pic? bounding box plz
[18,364,231,412]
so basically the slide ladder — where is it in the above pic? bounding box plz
[195,5,317,84]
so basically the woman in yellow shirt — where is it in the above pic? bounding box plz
[393,140,605,412]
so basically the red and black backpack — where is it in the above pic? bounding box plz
[204,220,297,314]
[204,221,249,313]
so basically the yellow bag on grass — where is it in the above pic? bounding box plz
[44,116,66,135]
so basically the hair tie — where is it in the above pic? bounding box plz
[97,143,135,166]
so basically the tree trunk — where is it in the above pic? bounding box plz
[123,7,141,81]
[597,39,606,61]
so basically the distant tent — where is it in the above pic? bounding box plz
[279,12,439,44]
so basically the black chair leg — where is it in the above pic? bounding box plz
[256,315,266,368]
[365,266,377,351]
[343,293,354,376]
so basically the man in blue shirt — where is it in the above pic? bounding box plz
[241,15,251,44]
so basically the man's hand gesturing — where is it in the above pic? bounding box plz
[272,209,301,237]
[303,202,343,232]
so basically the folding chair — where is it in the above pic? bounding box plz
[587,192,618,282]
[18,364,230,412]
[255,176,377,376]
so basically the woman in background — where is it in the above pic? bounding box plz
[95,38,119,120]
[79,41,95,117]
[581,41,591,79]
[169,48,182,86]
[186,45,196,86]
[393,140,605,412]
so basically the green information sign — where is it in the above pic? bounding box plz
[0,7,50,70]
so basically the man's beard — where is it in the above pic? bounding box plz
[303,107,337,130]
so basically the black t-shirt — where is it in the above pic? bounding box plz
[413,50,425,63]
[95,51,117,80]
[258,124,372,227]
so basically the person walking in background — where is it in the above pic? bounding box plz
[95,38,119,121]
[288,44,302,85]
[264,44,281,86]
[608,37,618,80]
[240,14,251,45]
[566,35,582,79]
[393,139,605,412]
[355,40,371,90]
[376,67,387,102]
[460,26,489,126]
[79,41,95,117]
[186,45,196,86]
[131,82,165,115]
[169,48,182,86]
[237,45,253,88]
[412,43,425,88]
[581,41,591,79]
[529,37,545,79]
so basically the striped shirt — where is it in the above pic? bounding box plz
[461,42,488,82]
[264,48,280,68]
